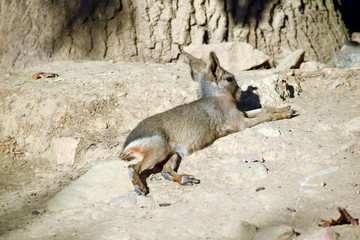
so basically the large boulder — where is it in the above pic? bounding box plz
[183,42,273,71]
[334,41,360,69]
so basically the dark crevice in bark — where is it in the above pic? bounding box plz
[127,0,139,57]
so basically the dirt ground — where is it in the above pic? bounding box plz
[0,59,359,239]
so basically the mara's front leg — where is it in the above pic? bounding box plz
[244,106,293,118]
[244,106,294,128]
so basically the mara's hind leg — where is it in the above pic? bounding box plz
[161,154,200,186]
[126,138,170,195]
[245,106,294,128]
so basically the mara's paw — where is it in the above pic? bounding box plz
[275,105,292,113]
[180,175,200,186]
[133,184,148,196]
[161,172,200,186]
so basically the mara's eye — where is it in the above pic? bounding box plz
[225,76,233,82]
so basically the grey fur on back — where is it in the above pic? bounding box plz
[123,97,227,154]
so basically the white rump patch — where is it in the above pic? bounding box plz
[125,135,164,151]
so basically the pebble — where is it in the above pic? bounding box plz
[32,210,41,215]
[137,195,152,208]
[223,221,258,240]
[306,228,339,240]
[224,163,268,184]
[257,128,281,137]
[329,79,344,89]
[110,195,153,208]
[52,137,80,166]
[276,49,305,70]
[110,195,137,208]
[253,225,295,240]
[255,187,265,192]
[159,203,171,207]
[344,117,360,133]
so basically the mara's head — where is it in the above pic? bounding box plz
[184,51,241,101]
[204,52,241,101]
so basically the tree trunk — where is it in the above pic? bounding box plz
[0,0,349,69]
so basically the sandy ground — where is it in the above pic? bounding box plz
[0,60,359,239]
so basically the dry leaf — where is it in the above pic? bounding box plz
[32,72,59,79]
[319,207,358,227]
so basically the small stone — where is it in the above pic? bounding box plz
[223,221,258,240]
[117,92,127,97]
[329,79,344,89]
[94,119,108,130]
[300,61,325,71]
[257,128,281,137]
[254,225,295,240]
[32,211,41,215]
[255,187,265,192]
[137,195,152,208]
[224,163,268,184]
[344,117,360,133]
[52,137,80,166]
[159,203,171,207]
[110,195,137,208]
[307,228,339,240]
[334,41,360,69]
[276,49,305,70]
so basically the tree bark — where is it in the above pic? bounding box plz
[0,0,349,69]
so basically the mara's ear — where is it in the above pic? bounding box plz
[183,52,206,81]
[209,51,221,73]
[205,51,220,82]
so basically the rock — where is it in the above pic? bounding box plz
[137,195,153,207]
[110,195,152,208]
[47,161,133,211]
[110,195,137,208]
[254,225,295,240]
[276,49,305,70]
[329,79,344,90]
[224,163,268,184]
[300,61,325,71]
[93,119,108,130]
[52,137,96,166]
[257,128,281,137]
[52,137,80,166]
[255,187,266,192]
[183,42,273,71]
[306,228,339,240]
[334,41,360,69]
[348,53,360,69]
[344,117,360,133]
[240,75,295,109]
[351,32,360,43]
[223,221,258,240]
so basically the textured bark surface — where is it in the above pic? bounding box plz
[0,0,349,69]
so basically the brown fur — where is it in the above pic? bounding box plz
[120,52,293,195]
